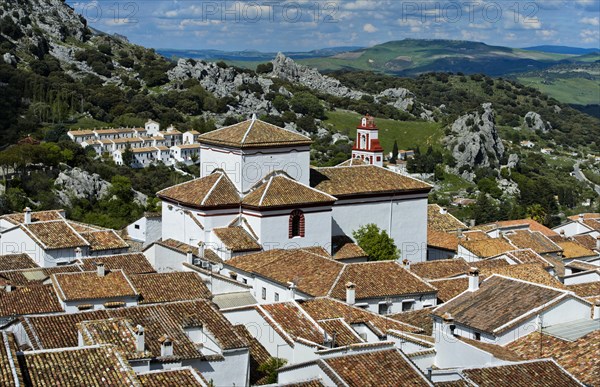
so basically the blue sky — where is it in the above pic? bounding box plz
[68,0,600,50]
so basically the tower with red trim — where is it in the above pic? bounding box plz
[351,114,384,167]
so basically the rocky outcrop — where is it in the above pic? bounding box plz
[54,167,147,206]
[523,112,551,132]
[270,53,364,99]
[507,154,519,169]
[446,103,505,171]
[375,88,414,112]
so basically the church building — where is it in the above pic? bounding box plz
[157,115,431,262]
[351,114,384,166]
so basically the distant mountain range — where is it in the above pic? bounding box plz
[158,39,600,77]
[157,46,364,62]
[523,45,600,55]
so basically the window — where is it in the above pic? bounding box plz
[402,301,414,312]
[242,278,247,284]
[289,210,305,238]
[378,303,390,315]
[261,287,267,300]
[474,332,481,341]
[134,224,140,230]
[274,292,279,302]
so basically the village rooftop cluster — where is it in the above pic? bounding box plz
[0,116,598,386]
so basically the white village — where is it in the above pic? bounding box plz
[0,115,597,386]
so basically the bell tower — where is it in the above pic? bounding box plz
[351,114,384,167]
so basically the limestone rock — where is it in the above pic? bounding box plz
[446,103,505,170]
[523,112,551,132]
[507,154,519,169]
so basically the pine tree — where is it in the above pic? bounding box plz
[391,140,399,164]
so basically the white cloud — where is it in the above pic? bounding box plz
[536,29,557,40]
[580,16,600,26]
[580,28,600,43]
[363,23,378,33]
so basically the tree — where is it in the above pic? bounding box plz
[258,358,287,384]
[353,223,399,261]
[122,145,134,167]
[472,193,498,225]
[391,140,399,164]
[256,62,273,74]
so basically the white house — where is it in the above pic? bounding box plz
[126,212,162,248]
[553,214,600,238]
[171,144,201,165]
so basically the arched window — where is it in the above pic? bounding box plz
[360,134,367,149]
[289,210,305,238]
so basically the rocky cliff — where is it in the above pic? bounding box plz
[54,167,147,206]
[446,103,505,173]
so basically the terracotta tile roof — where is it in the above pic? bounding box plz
[317,318,363,346]
[51,270,138,302]
[0,265,82,286]
[259,302,325,346]
[428,230,459,251]
[479,263,568,290]
[476,219,557,237]
[428,204,466,232]
[156,239,223,264]
[1,209,64,225]
[0,332,23,386]
[457,336,522,361]
[388,306,435,336]
[462,230,491,241]
[556,241,596,259]
[138,368,207,386]
[130,272,211,304]
[567,281,600,298]
[77,317,152,360]
[21,300,247,357]
[227,249,344,297]
[572,234,599,251]
[544,256,566,277]
[332,235,367,260]
[79,253,155,275]
[504,230,562,254]
[434,381,470,387]
[80,230,129,252]
[243,174,336,208]
[280,380,325,387]
[21,345,139,385]
[299,298,422,335]
[502,249,554,268]
[565,260,599,272]
[322,348,432,386]
[459,238,515,258]
[471,258,511,270]
[66,220,104,233]
[233,324,271,385]
[0,285,63,317]
[0,254,38,271]
[212,226,262,252]
[461,359,584,387]
[568,213,600,221]
[199,118,312,148]
[429,277,469,303]
[329,261,437,300]
[582,218,600,232]
[411,258,470,280]
[336,158,367,167]
[20,220,89,250]
[433,275,567,334]
[507,331,599,386]
[310,165,431,198]
[157,172,240,209]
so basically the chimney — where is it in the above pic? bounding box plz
[560,229,566,238]
[96,262,105,277]
[578,214,584,223]
[457,229,464,239]
[159,335,173,357]
[75,247,82,260]
[199,242,205,258]
[468,267,479,292]
[596,236,600,251]
[5,283,12,293]
[135,325,145,353]
[440,207,448,215]
[470,219,475,228]
[442,312,455,335]
[346,282,356,305]
[594,300,600,320]
[23,207,32,224]
[186,249,193,265]
[287,281,297,301]
[402,258,410,270]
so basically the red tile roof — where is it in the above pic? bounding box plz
[199,118,312,148]
[0,285,63,317]
[157,171,240,209]
[0,254,38,271]
[80,230,129,252]
[51,270,138,302]
[212,226,262,252]
[0,332,23,386]
[138,367,207,386]
[243,174,335,208]
[79,253,155,275]
[259,302,325,346]
[130,272,211,304]
[411,258,470,280]
[21,221,89,250]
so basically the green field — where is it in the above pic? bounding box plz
[517,76,600,105]
[323,109,443,152]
